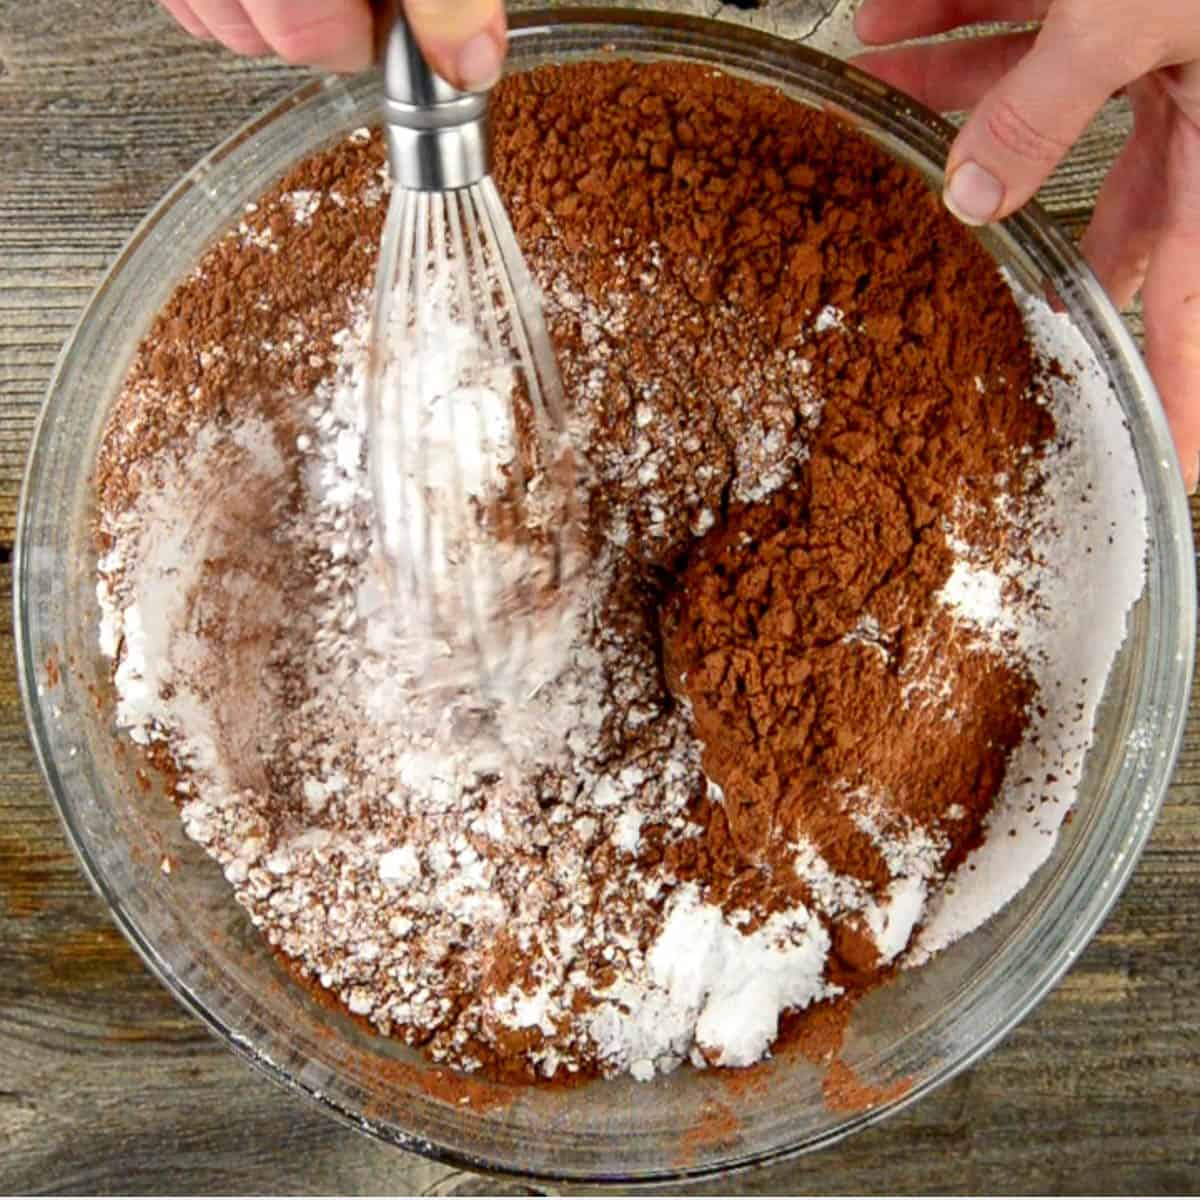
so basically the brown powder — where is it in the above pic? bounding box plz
[822,1057,913,1114]
[496,61,1049,991]
[672,1098,744,1170]
[96,129,387,529]
[660,514,1036,962]
[97,60,1058,1092]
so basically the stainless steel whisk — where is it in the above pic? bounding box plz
[368,10,579,701]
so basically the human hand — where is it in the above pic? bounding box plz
[854,0,1200,491]
[156,0,507,90]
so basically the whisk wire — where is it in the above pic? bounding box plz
[368,186,404,585]
[459,186,505,362]
[478,180,567,434]
[439,189,493,681]
[398,193,423,629]
[464,186,538,683]
[409,189,435,646]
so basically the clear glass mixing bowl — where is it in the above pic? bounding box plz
[15,8,1196,1185]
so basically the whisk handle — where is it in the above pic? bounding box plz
[378,2,491,191]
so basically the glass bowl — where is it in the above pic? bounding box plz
[16,8,1196,1185]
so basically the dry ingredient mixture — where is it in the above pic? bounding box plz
[94,61,1147,1085]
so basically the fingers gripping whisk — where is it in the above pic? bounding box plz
[368,15,579,702]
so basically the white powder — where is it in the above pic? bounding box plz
[852,798,948,883]
[867,875,928,963]
[378,844,421,885]
[793,838,870,916]
[372,281,517,513]
[613,805,644,853]
[588,884,838,1076]
[813,304,846,333]
[938,559,1008,632]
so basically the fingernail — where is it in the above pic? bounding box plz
[456,32,503,92]
[944,161,1005,226]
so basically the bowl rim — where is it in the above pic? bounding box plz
[15,6,1197,1184]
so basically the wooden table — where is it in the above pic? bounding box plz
[2,1,1197,1192]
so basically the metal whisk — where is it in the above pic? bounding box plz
[367,11,579,702]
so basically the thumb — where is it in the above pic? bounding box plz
[942,17,1143,226]
[402,0,507,92]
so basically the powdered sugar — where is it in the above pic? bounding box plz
[586,883,838,1077]
[651,885,838,1068]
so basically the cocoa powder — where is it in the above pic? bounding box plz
[97,60,1062,1088]
[96,129,387,528]
[495,61,1051,983]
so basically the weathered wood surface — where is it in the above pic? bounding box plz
[0,0,1197,1193]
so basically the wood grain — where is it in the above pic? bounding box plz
[1,0,1197,1193]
